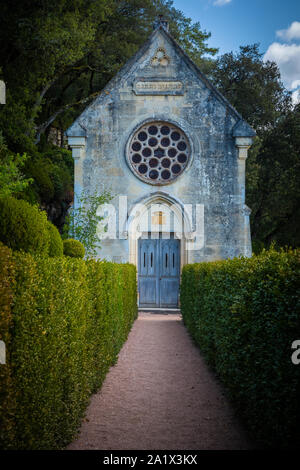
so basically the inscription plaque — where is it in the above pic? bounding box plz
[133,79,184,96]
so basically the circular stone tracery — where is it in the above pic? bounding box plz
[127,122,190,184]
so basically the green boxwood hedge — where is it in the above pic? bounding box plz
[47,221,63,257]
[0,243,137,449]
[180,249,300,448]
[0,245,16,447]
[63,238,85,258]
[0,197,50,255]
[0,197,64,258]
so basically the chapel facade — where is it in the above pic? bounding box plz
[66,18,255,308]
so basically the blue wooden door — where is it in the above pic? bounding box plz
[138,236,180,308]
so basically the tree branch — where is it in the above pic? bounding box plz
[27,62,104,137]
[264,213,294,244]
[34,92,100,143]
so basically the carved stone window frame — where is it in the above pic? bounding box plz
[125,120,192,186]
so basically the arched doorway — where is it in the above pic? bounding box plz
[126,192,192,308]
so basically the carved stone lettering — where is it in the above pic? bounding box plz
[133,79,184,95]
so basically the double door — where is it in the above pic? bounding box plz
[138,236,180,308]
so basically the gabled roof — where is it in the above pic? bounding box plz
[67,24,255,138]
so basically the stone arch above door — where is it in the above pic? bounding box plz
[126,192,193,271]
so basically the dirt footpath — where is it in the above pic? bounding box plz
[68,313,251,450]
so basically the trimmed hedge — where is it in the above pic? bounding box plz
[0,197,50,255]
[63,238,85,258]
[0,243,137,449]
[47,221,63,257]
[181,249,300,448]
[0,245,16,447]
[0,197,64,258]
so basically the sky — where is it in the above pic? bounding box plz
[172,0,300,102]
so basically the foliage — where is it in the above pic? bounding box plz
[247,104,300,248]
[63,238,85,259]
[181,249,300,448]
[0,0,111,142]
[211,44,299,249]
[0,2,298,248]
[21,145,74,229]
[0,196,65,257]
[0,0,217,228]
[0,132,32,198]
[0,197,50,255]
[211,44,291,131]
[63,190,113,257]
[0,244,137,449]
[0,0,216,145]
[47,221,63,257]
[0,244,16,448]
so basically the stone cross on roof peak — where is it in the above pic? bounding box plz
[153,15,169,32]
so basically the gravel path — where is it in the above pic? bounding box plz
[68,312,251,450]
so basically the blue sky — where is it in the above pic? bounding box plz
[172,0,300,101]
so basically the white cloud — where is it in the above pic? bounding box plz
[291,89,300,105]
[213,0,232,6]
[265,21,300,104]
[291,79,300,90]
[276,21,300,41]
[264,42,300,90]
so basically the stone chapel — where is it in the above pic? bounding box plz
[66,18,255,308]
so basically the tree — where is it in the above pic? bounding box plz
[247,104,300,249]
[63,190,113,257]
[0,0,217,146]
[0,133,32,198]
[0,0,113,147]
[0,0,218,230]
[211,44,299,249]
[210,44,291,131]
[36,0,217,141]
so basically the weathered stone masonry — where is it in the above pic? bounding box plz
[66,20,255,271]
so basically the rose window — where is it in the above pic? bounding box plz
[127,122,190,184]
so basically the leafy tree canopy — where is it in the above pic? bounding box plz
[0,2,298,249]
[0,0,217,228]
[210,44,291,131]
[210,44,299,249]
[0,0,217,146]
[247,103,300,249]
[0,132,32,198]
[63,190,113,257]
